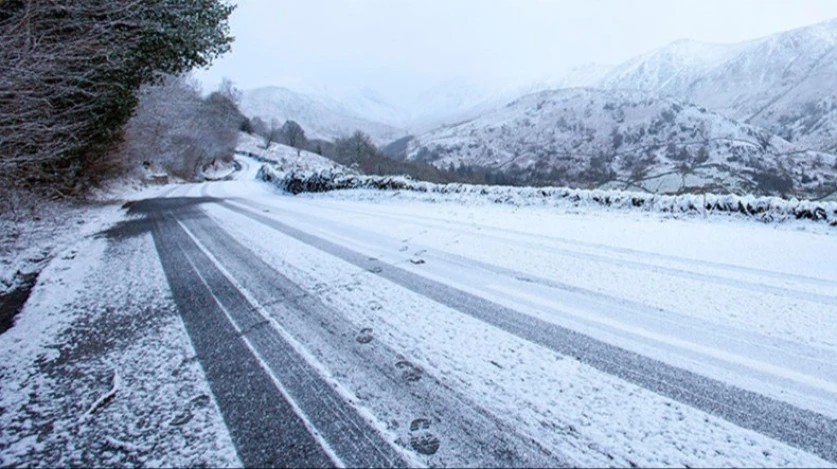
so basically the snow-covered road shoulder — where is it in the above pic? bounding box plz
[0,197,239,467]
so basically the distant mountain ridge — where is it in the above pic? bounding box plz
[239,65,616,138]
[239,18,837,198]
[597,18,837,152]
[238,86,408,145]
[404,88,837,198]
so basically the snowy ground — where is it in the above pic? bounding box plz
[236,133,348,173]
[3,154,836,467]
[1,202,114,298]
[0,185,239,467]
[181,156,837,466]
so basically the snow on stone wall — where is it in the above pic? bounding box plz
[259,164,837,225]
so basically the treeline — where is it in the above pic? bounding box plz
[242,120,524,186]
[320,130,522,186]
[328,131,461,184]
[0,0,235,200]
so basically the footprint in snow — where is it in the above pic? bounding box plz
[191,394,211,408]
[170,394,212,426]
[409,418,441,455]
[169,408,193,426]
[356,328,374,344]
[396,360,423,382]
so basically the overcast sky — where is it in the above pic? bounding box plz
[195,0,837,99]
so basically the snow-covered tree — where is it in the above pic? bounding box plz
[282,120,308,150]
[121,75,239,181]
[0,0,235,197]
[263,119,284,149]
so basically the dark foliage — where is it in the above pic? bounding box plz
[0,0,235,197]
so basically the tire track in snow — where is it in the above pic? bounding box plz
[232,196,837,415]
[230,196,837,382]
[158,209,411,469]
[154,184,182,199]
[228,196,837,382]
[437,251,837,386]
[297,198,837,292]
[151,210,335,468]
[218,199,837,464]
[176,206,570,468]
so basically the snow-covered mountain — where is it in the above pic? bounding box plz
[405,88,837,198]
[240,17,837,188]
[597,18,837,153]
[598,39,741,95]
[240,64,615,140]
[405,65,615,133]
[239,87,408,145]
[548,63,614,89]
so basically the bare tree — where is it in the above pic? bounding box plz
[334,131,378,165]
[263,118,283,149]
[250,117,268,137]
[282,120,308,149]
[218,77,242,106]
[121,74,239,181]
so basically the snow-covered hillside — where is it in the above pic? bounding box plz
[406,88,837,198]
[598,18,837,152]
[238,19,837,193]
[239,87,408,145]
[405,65,614,133]
[598,39,741,97]
[236,133,348,173]
[241,64,615,139]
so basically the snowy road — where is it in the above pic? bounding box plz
[141,158,837,467]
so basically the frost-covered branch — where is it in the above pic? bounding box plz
[121,75,242,181]
[79,368,120,422]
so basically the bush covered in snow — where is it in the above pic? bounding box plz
[259,164,837,225]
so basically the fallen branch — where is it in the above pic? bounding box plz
[80,368,120,422]
[104,435,143,453]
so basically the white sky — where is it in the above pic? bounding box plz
[195,0,837,99]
